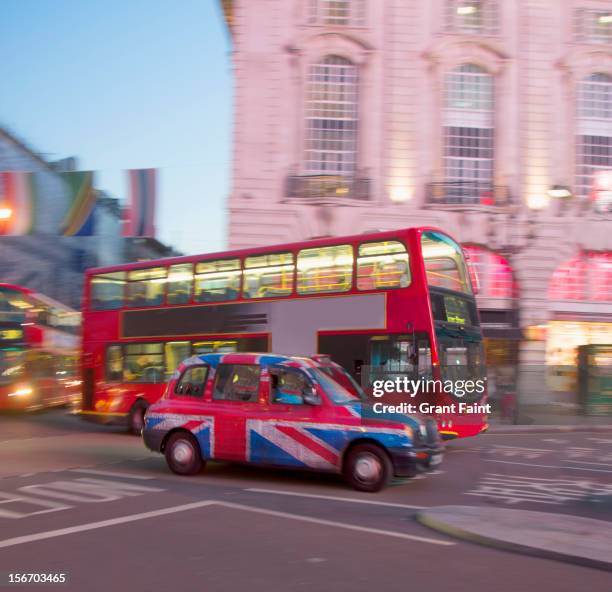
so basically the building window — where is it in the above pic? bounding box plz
[576,73,612,200]
[305,56,359,176]
[443,64,495,200]
[445,0,498,35]
[308,0,365,26]
[549,252,612,301]
[575,8,612,44]
[463,246,516,299]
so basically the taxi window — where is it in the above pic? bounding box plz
[213,364,260,402]
[270,368,309,405]
[175,365,208,398]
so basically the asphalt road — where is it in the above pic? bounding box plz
[0,409,611,592]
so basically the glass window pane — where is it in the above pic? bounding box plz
[124,343,164,383]
[297,244,353,294]
[106,345,124,382]
[421,231,472,294]
[243,252,294,299]
[167,264,193,304]
[357,241,410,290]
[213,364,261,402]
[165,341,191,378]
[175,365,208,398]
[91,272,126,310]
[194,259,241,302]
[192,340,239,355]
[126,267,166,307]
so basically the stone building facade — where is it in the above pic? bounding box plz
[221,0,612,403]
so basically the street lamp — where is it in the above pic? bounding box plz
[547,185,573,200]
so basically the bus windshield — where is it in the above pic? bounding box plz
[421,231,472,295]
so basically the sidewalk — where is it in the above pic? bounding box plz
[416,506,612,572]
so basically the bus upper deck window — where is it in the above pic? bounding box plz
[357,241,410,291]
[194,259,241,302]
[167,264,194,304]
[91,272,126,310]
[297,245,353,294]
[127,267,167,307]
[243,252,294,299]
[421,231,472,295]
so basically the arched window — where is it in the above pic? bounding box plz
[549,252,612,301]
[576,73,612,200]
[445,0,498,35]
[443,64,494,202]
[304,55,359,176]
[308,0,366,26]
[463,245,516,299]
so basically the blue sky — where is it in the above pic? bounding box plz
[0,0,232,254]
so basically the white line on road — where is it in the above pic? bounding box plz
[0,501,217,549]
[68,469,155,480]
[245,488,426,510]
[566,460,612,467]
[216,501,453,546]
[0,498,453,549]
[485,459,612,474]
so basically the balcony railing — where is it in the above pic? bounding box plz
[426,182,511,207]
[285,175,371,202]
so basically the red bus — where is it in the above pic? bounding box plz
[81,227,487,437]
[0,284,81,411]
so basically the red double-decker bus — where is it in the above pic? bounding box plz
[0,284,81,411]
[80,227,488,437]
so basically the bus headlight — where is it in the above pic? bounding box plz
[7,386,33,398]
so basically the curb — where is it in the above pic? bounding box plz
[415,509,612,572]
[485,425,612,434]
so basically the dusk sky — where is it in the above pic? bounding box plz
[0,0,232,254]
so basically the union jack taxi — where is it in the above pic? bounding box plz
[143,353,443,492]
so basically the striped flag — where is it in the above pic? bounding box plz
[60,171,97,236]
[124,168,156,237]
[0,171,36,235]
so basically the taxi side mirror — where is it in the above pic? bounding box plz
[303,386,320,406]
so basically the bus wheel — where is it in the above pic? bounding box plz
[165,432,203,476]
[128,402,148,435]
[344,444,391,492]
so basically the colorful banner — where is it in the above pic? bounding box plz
[124,168,156,238]
[60,171,96,236]
[0,171,36,235]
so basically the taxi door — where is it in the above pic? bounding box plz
[247,366,340,471]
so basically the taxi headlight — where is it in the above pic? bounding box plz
[7,386,33,398]
[403,425,414,440]
[419,423,428,439]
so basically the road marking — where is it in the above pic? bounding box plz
[19,479,165,504]
[0,492,70,519]
[466,472,612,506]
[0,499,453,549]
[0,501,218,549]
[566,460,612,467]
[245,488,426,510]
[216,501,453,546]
[68,469,155,480]
[485,459,612,474]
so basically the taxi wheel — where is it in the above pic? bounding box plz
[165,432,203,476]
[345,444,392,492]
[128,402,148,435]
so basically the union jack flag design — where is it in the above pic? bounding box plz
[146,413,215,458]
